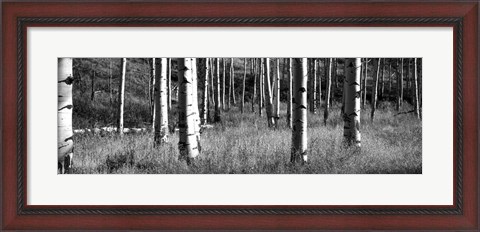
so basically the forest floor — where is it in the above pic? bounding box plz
[71,102,422,174]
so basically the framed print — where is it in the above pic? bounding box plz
[1,0,478,230]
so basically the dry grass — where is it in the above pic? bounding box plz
[71,102,422,174]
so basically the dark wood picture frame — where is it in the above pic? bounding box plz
[1,1,478,230]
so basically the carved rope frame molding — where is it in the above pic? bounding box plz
[16,17,463,215]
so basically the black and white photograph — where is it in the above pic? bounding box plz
[58,57,422,174]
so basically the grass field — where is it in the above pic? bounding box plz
[71,102,422,174]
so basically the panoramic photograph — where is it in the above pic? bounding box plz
[58,57,422,174]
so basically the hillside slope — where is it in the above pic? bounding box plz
[71,58,346,129]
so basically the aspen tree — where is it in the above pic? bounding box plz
[202,58,210,124]
[222,58,226,111]
[395,59,400,110]
[150,58,156,131]
[406,58,411,100]
[147,61,151,114]
[324,58,332,126]
[360,58,368,108]
[310,59,317,113]
[411,59,415,99]
[343,58,361,147]
[251,58,257,113]
[117,58,126,135]
[167,58,172,111]
[362,58,368,108]
[291,58,308,163]
[91,63,95,102]
[261,60,265,109]
[417,58,423,118]
[414,58,420,119]
[273,58,281,125]
[399,58,404,108]
[359,60,363,106]
[380,58,385,99]
[258,58,264,116]
[191,59,201,144]
[263,58,275,127]
[241,58,247,113]
[154,58,169,145]
[208,58,215,122]
[333,58,338,89]
[326,59,331,106]
[58,58,74,173]
[228,59,232,110]
[411,59,415,102]
[231,58,236,105]
[143,60,148,104]
[371,58,381,121]
[214,58,222,122]
[388,59,392,94]
[209,58,215,106]
[287,58,293,128]
[109,59,113,104]
[272,60,277,118]
[341,58,347,115]
[331,58,337,106]
[178,58,200,163]
[262,60,266,109]
[317,58,323,110]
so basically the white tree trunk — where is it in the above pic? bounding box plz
[317,59,322,110]
[209,58,215,114]
[371,58,381,121]
[333,58,338,90]
[259,58,264,116]
[154,58,169,145]
[202,58,210,124]
[241,58,246,113]
[222,58,226,111]
[227,59,232,110]
[274,58,280,125]
[262,59,265,110]
[362,59,368,108]
[344,58,362,147]
[58,58,74,173]
[117,58,126,135]
[167,58,172,111]
[287,58,293,128]
[396,59,401,111]
[324,58,332,126]
[178,58,200,163]
[388,60,392,94]
[341,59,347,115]
[191,59,201,143]
[381,59,385,99]
[150,58,156,131]
[414,58,420,118]
[91,64,95,102]
[214,58,222,122]
[263,58,275,127]
[291,58,308,163]
[331,58,337,105]
[272,59,277,118]
[231,58,236,105]
[272,60,277,116]
[251,58,256,113]
[406,58,411,99]
[400,58,404,107]
[310,59,317,113]
[417,58,423,117]
[109,60,113,104]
